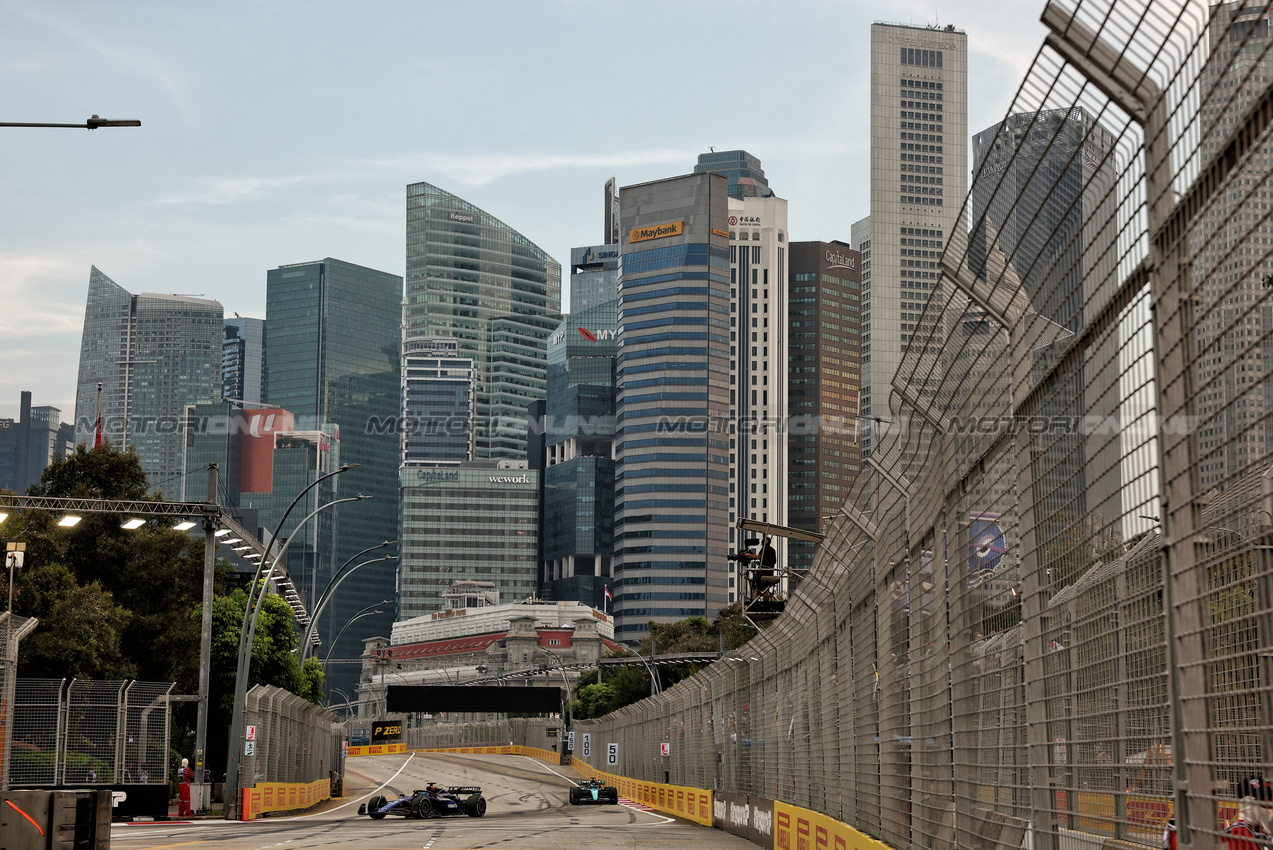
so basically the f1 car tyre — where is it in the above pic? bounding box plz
[368,795,387,819]
[465,795,487,817]
[412,796,434,819]
[569,789,581,804]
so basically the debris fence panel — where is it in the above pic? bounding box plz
[241,684,342,792]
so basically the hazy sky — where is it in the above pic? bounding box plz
[0,0,1046,421]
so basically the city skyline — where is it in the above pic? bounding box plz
[0,1,1048,420]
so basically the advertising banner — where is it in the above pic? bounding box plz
[774,801,893,850]
[241,778,330,820]
[713,791,776,848]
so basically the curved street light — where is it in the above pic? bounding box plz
[300,541,397,663]
[533,647,574,737]
[225,462,360,820]
[322,600,392,681]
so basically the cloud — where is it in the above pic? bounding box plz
[157,173,341,206]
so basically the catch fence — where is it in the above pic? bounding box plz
[6,678,172,788]
[564,3,1273,849]
[240,684,343,791]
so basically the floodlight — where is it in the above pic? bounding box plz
[58,515,83,527]
[173,521,197,531]
[220,538,242,546]
[121,518,145,530]
[214,529,233,537]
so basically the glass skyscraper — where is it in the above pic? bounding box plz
[542,298,618,609]
[264,258,401,697]
[404,182,561,460]
[397,463,540,620]
[401,337,474,466]
[612,172,733,636]
[74,266,223,493]
[223,317,265,406]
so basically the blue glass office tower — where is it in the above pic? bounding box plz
[264,258,401,697]
[612,172,733,637]
[404,182,561,460]
[542,298,618,608]
[402,337,474,465]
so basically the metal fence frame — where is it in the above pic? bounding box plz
[240,684,343,791]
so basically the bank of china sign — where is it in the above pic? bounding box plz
[629,220,684,244]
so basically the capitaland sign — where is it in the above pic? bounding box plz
[629,220,684,243]
[448,211,476,223]
[826,249,857,270]
[416,469,460,482]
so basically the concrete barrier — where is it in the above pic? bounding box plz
[2,789,111,850]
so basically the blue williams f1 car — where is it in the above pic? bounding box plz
[569,778,619,805]
[359,783,487,819]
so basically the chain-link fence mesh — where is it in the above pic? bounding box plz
[240,684,342,790]
[0,615,36,790]
[7,678,172,789]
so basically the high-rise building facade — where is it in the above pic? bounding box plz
[971,107,1121,528]
[694,150,774,199]
[74,267,223,492]
[569,244,620,315]
[404,182,562,460]
[787,241,864,570]
[723,191,790,602]
[1192,1,1273,491]
[223,317,265,406]
[0,392,63,494]
[863,23,968,450]
[541,298,618,609]
[401,337,474,466]
[264,258,401,697]
[612,172,732,636]
[397,462,540,620]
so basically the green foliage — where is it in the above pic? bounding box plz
[15,561,133,679]
[8,445,210,685]
[570,603,759,718]
[208,584,325,712]
[569,682,618,719]
[1042,511,1124,590]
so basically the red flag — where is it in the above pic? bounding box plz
[604,586,612,600]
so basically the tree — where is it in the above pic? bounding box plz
[8,445,208,688]
[15,561,133,679]
[570,683,618,719]
[571,603,760,717]
[1043,511,1124,590]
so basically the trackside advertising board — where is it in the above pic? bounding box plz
[241,778,331,820]
[713,792,776,847]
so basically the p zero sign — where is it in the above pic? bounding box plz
[629,220,684,244]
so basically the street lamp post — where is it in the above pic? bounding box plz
[533,648,573,746]
[322,601,391,681]
[0,115,141,129]
[224,462,359,820]
[300,542,397,664]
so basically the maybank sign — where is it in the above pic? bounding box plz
[629,221,684,244]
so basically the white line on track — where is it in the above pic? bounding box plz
[112,753,418,831]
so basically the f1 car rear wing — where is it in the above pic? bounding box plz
[448,786,482,795]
